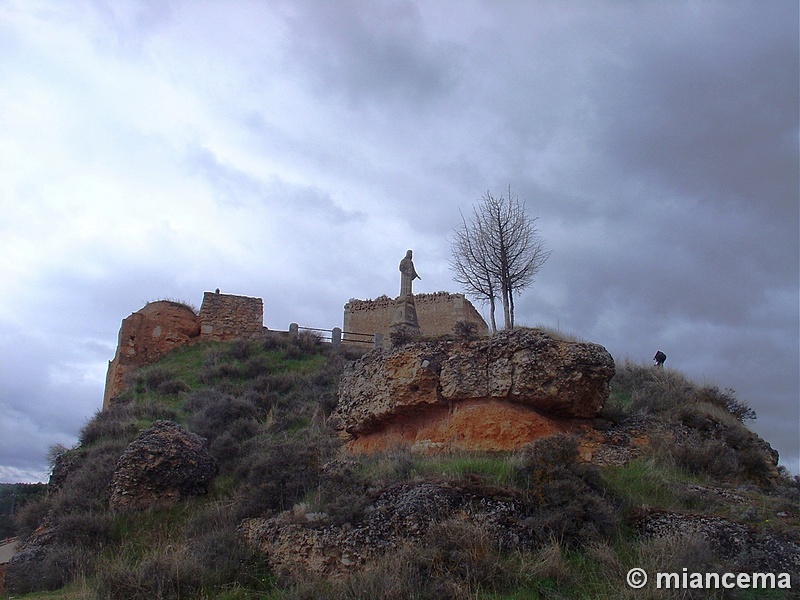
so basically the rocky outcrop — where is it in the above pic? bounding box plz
[103,301,201,407]
[330,329,615,453]
[239,481,534,579]
[108,421,216,512]
[635,508,800,575]
[577,415,668,465]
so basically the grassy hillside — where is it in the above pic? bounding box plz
[6,333,799,599]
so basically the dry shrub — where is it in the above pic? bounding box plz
[186,391,262,467]
[187,392,259,440]
[314,461,371,526]
[677,437,739,479]
[359,448,415,487]
[78,405,138,446]
[96,546,204,600]
[695,386,756,423]
[311,520,514,600]
[155,378,190,395]
[630,371,697,417]
[203,346,226,367]
[255,371,304,396]
[50,439,129,516]
[651,420,775,485]
[242,354,274,378]
[528,538,572,583]
[416,519,509,596]
[233,435,328,518]
[613,363,758,429]
[199,361,241,382]
[290,330,324,356]
[51,513,113,549]
[515,435,618,548]
[132,397,180,422]
[135,365,178,393]
[13,495,52,539]
[184,503,261,587]
[586,540,625,578]
[227,338,259,360]
[639,531,717,572]
[6,544,92,594]
[453,320,478,340]
[389,324,419,347]
[611,361,700,418]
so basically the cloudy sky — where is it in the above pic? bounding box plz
[1,1,797,482]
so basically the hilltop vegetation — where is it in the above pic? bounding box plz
[0,484,46,539]
[6,332,799,599]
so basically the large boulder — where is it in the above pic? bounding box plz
[330,329,615,453]
[108,421,217,512]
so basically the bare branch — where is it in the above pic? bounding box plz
[448,186,551,330]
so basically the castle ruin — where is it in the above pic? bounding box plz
[198,291,264,342]
[103,291,264,407]
[103,284,488,408]
[343,292,488,345]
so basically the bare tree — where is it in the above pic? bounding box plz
[450,210,499,332]
[449,186,551,330]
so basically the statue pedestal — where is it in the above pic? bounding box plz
[390,294,420,332]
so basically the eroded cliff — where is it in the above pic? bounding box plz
[330,329,615,452]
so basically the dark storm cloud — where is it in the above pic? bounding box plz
[596,3,798,214]
[282,0,460,109]
[0,326,99,480]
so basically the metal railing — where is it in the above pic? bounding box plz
[287,323,382,348]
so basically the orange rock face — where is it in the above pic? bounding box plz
[103,301,200,407]
[347,399,576,453]
[331,329,616,453]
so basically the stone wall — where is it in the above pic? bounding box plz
[199,291,264,342]
[343,292,488,344]
[103,292,265,407]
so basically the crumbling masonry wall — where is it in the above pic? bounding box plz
[343,292,488,344]
[103,292,264,407]
[199,292,264,342]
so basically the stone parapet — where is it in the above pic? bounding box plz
[343,292,488,346]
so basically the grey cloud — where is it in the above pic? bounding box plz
[0,327,99,478]
[282,1,460,109]
[90,0,177,52]
[594,4,798,215]
[187,144,365,224]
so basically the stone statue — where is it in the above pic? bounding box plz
[399,250,420,296]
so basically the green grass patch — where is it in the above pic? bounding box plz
[601,458,704,512]
[265,350,326,372]
[109,502,196,559]
[142,343,211,390]
[8,582,94,600]
[411,452,516,486]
